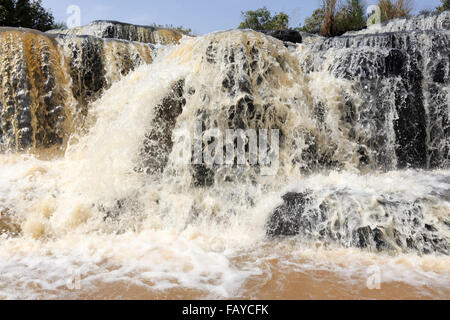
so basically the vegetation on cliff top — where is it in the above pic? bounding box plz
[438,0,450,12]
[1,0,449,37]
[303,0,411,36]
[149,23,193,36]
[241,0,448,38]
[0,0,60,31]
[237,7,289,30]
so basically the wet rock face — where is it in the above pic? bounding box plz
[266,192,323,237]
[260,30,302,44]
[0,28,154,152]
[139,80,186,174]
[265,12,450,255]
[56,34,154,114]
[48,20,183,45]
[0,29,69,151]
[267,191,450,255]
[299,25,450,170]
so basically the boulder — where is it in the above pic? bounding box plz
[266,190,450,255]
[260,29,302,44]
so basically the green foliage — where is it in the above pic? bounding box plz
[150,23,193,36]
[238,7,289,30]
[320,0,337,37]
[270,12,289,30]
[437,0,450,12]
[0,0,55,31]
[297,8,325,32]
[300,0,365,36]
[0,6,6,23]
[419,10,433,15]
[335,0,366,35]
[0,0,15,26]
[171,25,193,36]
[51,21,67,30]
[378,0,411,22]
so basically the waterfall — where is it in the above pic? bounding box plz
[0,13,448,299]
[47,20,183,45]
[0,27,155,153]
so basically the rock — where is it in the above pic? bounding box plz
[346,10,450,35]
[139,80,186,174]
[0,27,154,152]
[48,20,182,45]
[260,30,302,44]
[352,226,391,251]
[266,192,321,237]
[266,191,449,255]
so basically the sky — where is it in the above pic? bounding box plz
[42,0,443,35]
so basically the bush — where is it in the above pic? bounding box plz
[238,7,289,30]
[150,23,193,36]
[301,0,365,37]
[320,0,338,37]
[437,0,450,12]
[0,0,55,31]
[335,0,366,35]
[297,8,325,33]
[378,0,412,22]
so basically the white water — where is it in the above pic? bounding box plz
[0,30,449,299]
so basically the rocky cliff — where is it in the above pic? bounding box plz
[47,20,182,45]
[0,27,155,152]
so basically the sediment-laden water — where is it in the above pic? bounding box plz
[0,13,449,300]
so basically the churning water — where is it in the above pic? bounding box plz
[0,14,449,299]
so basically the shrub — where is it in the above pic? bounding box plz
[297,8,325,33]
[378,0,412,22]
[238,7,289,30]
[335,0,366,35]
[0,0,55,31]
[437,0,450,12]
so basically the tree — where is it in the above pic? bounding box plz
[298,8,325,32]
[0,0,55,31]
[437,0,450,12]
[299,0,366,36]
[269,12,289,30]
[378,0,412,22]
[0,0,15,26]
[320,0,337,37]
[238,7,289,30]
[335,0,366,35]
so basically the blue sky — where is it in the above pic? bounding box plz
[42,0,443,35]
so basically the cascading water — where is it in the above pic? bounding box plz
[0,28,156,153]
[47,20,183,45]
[0,13,449,299]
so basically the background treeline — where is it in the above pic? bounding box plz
[0,0,65,31]
[238,0,450,37]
